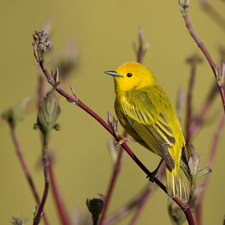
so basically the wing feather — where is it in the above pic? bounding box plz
[121,88,176,169]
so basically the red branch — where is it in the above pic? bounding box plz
[99,132,127,225]
[195,113,225,225]
[35,55,195,225]
[104,163,165,225]
[128,162,166,225]
[49,158,71,225]
[186,60,197,158]
[200,3,225,31]
[33,145,50,225]
[11,128,50,225]
[189,82,217,137]
[181,9,225,111]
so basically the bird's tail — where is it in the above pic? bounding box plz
[166,166,188,203]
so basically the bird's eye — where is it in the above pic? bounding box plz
[127,73,132,77]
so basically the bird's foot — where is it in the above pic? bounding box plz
[147,159,163,182]
[115,137,136,146]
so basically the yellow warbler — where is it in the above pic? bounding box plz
[105,62,188,202]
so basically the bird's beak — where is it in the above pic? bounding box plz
[104,71,123,77]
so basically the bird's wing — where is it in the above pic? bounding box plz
[121,89,176,169]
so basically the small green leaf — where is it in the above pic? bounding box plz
[195,167,212,180]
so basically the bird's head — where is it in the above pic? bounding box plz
[105,62,156,94]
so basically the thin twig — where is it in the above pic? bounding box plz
[33,135,50,225]
[186,59,196,155]
[176,86,186,122]
[189,82,218,137]
[11,128,50,225]
[99,132,127,225]
[49,157,71,225]
[185,55,201,159]
[200,2,225,31]
[104,163,165,225]
[179,2,225,111]
[128,162,166,225]
[104,184,156,225]
[186,55,203,147]
[188,181,196,207]
[195,113,225,225]
[133,27,150,64]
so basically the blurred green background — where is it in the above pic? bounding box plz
[0,0,225,224]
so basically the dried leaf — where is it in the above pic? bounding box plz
[10,214,29,225]
[188,144,200,178]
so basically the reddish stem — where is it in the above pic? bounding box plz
[128,162,166,225]
[189,82,217,137]
[99,132,127,225]
[186,63,197,156]
[33,139,50,225]
[136,27,147,64]
[201,3,225,31]
[104,164,165,225]
[182,11,225,111]
[35,56,195,225]
[11,128,50,225]
[188,182,196,207]
[49,157,71,225]
[137,38,143,64]
[104,184,151,225]
[195,113,225,225]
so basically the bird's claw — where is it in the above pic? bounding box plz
[146,173,157,182]
[115,137,136,147]
[146,159,163,182]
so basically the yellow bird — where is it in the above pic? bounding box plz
[105,62,188,202]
